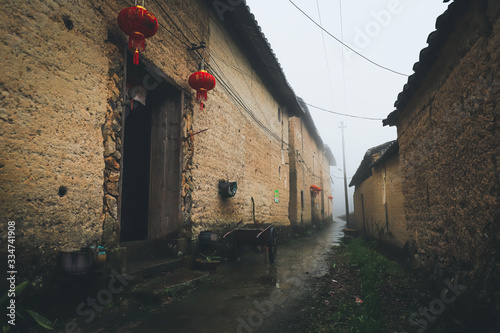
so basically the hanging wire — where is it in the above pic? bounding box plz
[306,103,384,120]
[315,0,336,110]
[338,0,349,119]
[288,0,410,77]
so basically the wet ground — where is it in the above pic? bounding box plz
[79,218,346,333]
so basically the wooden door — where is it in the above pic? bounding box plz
[148,90,183,239]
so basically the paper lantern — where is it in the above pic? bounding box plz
[188,70,216,110]
[310,185,322,192]
[118,5,158,65]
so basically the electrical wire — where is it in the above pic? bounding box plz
[152,0,192,46]
[150,0,384,123]
[306,103,384,121]
[338,0,349,119]
[211,52,263,84]
[157,21,192,49]
[207,56,287,146]
[315,0,336,109]
[288,0,410,77]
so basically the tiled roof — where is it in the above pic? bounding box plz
[349,140,399,187]
[215,2,328,150]
[383,0,469,126]
[215,1,303,116]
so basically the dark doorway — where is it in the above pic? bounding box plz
[120,100,152,241]
[120,56,183,242]
[311,194,317,226]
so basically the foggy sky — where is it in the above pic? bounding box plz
[245,0,450,216]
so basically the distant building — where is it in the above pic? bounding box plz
[349,140,407,249]
[289,98,336,229]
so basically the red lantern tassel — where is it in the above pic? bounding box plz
[196,89,208,102]
[196,89,208,110]
[133,50,140,65]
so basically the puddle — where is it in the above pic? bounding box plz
[81,220,346,333]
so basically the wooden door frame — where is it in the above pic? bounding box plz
[118,50,186,242]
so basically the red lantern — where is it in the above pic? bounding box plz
[188,70,216,110]
[328,195,333,201]
[117,5,158,65]
[310,185,322,195]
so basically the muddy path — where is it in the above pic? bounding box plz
[78,219,346,333]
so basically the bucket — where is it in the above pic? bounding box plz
[199,231,218,245]
[61,251,91,276]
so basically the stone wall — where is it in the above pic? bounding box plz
[395,0,499,299]
[352,154,408,248]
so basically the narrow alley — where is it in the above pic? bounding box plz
[78,219,346,333]
[1,0,498,332]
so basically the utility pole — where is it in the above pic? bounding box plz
[339,121,350,227]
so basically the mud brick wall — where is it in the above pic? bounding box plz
[395,0,499,298]
[188,13,291,236]
[352,155,408,248]
[320,152,333,221]
[289,117,332,228]
[0,0,121,283]
[0,0,333,286]
[0,0,205,280]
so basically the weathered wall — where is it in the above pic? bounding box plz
[0,0,334,289]
[396,0,499,294]
[352,154,408,248]
[288,117,332,228]
[189,12,290,235]
[0,0,208,277]
[0,0,120,281]
[0,0,303,274]
[320,152,334,221]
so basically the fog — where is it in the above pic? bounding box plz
[245,0,450,216]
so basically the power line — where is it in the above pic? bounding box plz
[315,0,336,109]
[211,52,263,84]
[152,0,192,46]
[288,0,410,77]
[338,0,349,118]
[207,56,287,146]
[148,0,287,145]
[150,0,382,123]
[306,103,384,121]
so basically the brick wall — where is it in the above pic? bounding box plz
[289,117,332,228]
[188,11,291,236]
[0,0,118,276]
[352,154,408,248]
[0,0,330,284]
[395,0,499,295]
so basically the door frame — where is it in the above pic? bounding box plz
[118,50,186,242]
